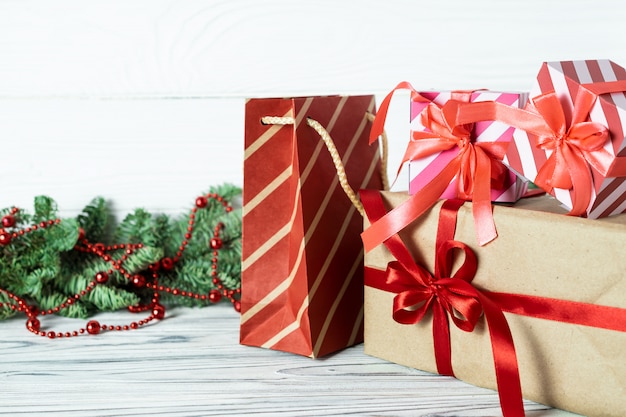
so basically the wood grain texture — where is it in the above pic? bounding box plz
[2,0,626,215]
[0,94,410,217]
[0,304,581,416]
[0,97,246,216]
[0,3,620,414]
[1,0,625,97]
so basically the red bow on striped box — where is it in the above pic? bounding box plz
[240,95,385,358]
[506,59,626,218]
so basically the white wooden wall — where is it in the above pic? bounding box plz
[2,0,625,217]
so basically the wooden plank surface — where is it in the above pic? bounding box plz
[1,0,625,97]
[2,0,626,216]
[0,2,622,415]
[0,304,581,416]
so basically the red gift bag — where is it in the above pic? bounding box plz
[240,95,385,357]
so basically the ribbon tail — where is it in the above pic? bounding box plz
[370,90,394,145]
[563,145,594,216]
[360,189,426,271]
[362,158,460,253]
[370,81,421,144]
[432,302,454,377]
[479,294,525,417]
[472,150,497,246]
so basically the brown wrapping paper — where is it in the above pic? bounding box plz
[364,191,626,417]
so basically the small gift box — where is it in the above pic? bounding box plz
[368,84,531,248]
[409,90,529,203]
[505,59,626,218]
[240,95,385,358]
[361,190,626,417]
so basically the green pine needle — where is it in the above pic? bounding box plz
[0,184,242,321]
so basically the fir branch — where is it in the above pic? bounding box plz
[85,286,141,313]
[77,197,110,243]
[0,184,242,320]
[38,293,90,319]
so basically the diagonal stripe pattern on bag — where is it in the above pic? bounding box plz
[240,95,385,357]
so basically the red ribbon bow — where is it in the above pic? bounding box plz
[530,88,610,216]
[411,95,511,198]
[364,83,512,252]
[444,82,626,216]
[362,192,524,416]
[361,189,626,417]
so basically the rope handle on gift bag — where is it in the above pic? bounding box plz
[260,113,389,218]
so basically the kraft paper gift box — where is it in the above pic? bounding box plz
[240,95,385,358]
[362,190,626,417]
[505,59,626,219]
[409,90,529,203]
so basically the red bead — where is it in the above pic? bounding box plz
[26,318,40,332]
[0,231,11,245]
[95,271,109,284]
[195,196,208,208]
[148,261,161,272]
[77,228,86,241]
[131,274,146,288]
[2,215,16,228]
[208,289,222,303]
[160,257,174,271]
[86,320,101,335]
[26,305,39,317]
[128,304,145,313]
[152,304,166,320]
[233,300,241,312]
[210,238,223,249]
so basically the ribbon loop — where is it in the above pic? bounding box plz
[364,86,523,250]
[529,90,611,216]
[386,237,484,332]
[361,191,525,417]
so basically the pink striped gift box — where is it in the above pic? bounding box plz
[240,95,384,358]
[505,60,626,218]
[409,91,529,202]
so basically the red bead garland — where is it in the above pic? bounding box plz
[0,193,241,338]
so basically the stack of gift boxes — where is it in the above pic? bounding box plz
[240,60,626,417]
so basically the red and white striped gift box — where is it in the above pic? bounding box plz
[409,91,529,202]
[505,60,626,218]
[240,95,384,358]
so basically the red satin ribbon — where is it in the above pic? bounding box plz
[530,89,609,216]
[361,189,626,417]
[447,83,626,216]
[361,190,523,417]
[365,81,626,253]
[365,83,514,251]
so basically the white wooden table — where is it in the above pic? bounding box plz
[0,304,580,416]
[0,3,620,415]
